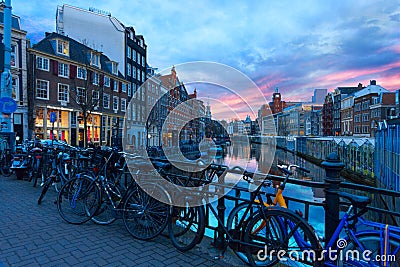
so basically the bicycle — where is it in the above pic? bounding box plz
[0,139,12,177]
[244,191,400,266]
[57,151,171,241]
[168,163,311,266]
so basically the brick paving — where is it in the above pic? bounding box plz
[0,175,240,267]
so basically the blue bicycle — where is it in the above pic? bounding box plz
[244,192,400,266]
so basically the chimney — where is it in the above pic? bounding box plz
[358,83,363,89]
[370,80,376,85]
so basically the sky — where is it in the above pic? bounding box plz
[12,0,400,119]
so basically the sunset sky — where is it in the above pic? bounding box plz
[13,0,400,119]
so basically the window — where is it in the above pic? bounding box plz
[36,79,49,100]
[113,96,119,111]
[127,63,131,76]
[104,76,110,87]
[77,87,86,104]
[128,83,132,97]
[103,94,110,109]
[122,83,127,93]
[92,91,99,107]
[57,40,69,56]
[58,62,69,77]
[121,98,126,112]
[142,55,145,66]
[133,50,137,62]
[12,77,19,101]
[91,52,100,67]
[112,62,118,75]
[36,56,49,71]
[77,67,86,79]
[127,47,131,58]
[133,66,137,79]
[136,69,140,81]
[58,83,69,102]
[93,72,99,85]
[114,80,118,92]
[11,44,17,67]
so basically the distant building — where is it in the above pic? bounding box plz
[332,83,364,135]
[311,88,327,104]
[278,103,322,136]
[340,95,355,136]
[322,93,334,136]
[353,80,389,137]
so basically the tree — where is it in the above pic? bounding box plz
[69,66,104,148]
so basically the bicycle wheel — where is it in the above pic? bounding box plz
[91,182,121,225]
[32,159,40,187]
[244,207,322,267]
[227,202,269,265]
[122,183,170,241]
[168,205,206,252]
[340,231,400,267]
[57,176,100,225]
[37,175,55,205]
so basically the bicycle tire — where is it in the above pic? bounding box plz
[122,183,170,241]
[227,202,269,265]
[244,207,322,267]
[37,175,55,205]
[339,231,400,267]
[168,205,206,252]
[57,176,101,225]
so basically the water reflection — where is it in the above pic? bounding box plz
[214,142,326,237]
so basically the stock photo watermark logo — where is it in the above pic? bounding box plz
[256,238,397,264]
[122,61,277,207]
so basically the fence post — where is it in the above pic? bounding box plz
[322,152,344,243]
[214,166,226,250]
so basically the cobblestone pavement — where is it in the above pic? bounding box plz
[0,176,239,267]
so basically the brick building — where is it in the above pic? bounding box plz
[353,80,389,137]
[28,32,128,146]
[322,93,334,136]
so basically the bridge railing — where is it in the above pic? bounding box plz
[196,152,400,249]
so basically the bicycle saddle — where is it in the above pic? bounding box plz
[339,192,371,209]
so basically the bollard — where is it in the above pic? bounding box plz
[322,152,344,243]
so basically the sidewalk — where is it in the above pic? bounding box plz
[0,176,237,267]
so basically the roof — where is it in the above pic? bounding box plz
[310,136,375,147]
[354,84,389,98]
[32,32,125,79]
[0,12,22,31]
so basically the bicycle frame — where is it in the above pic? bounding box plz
[322,206,400,266]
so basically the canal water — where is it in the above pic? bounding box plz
[207,142,326,239]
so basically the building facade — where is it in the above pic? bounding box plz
[28,33,128,146]
[322,93,334,136]
[353,80,389,137]
[0,8,28,140]
[332,83,364,136]
[340,95,354,136]
[56,4,147,148]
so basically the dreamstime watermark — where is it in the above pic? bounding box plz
[123,62,277,207]
[257,239,397,264]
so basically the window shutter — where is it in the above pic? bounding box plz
[119,82,122,93]
[110,79,114,91]
[70,65,77,79]
[52,60,58,75]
